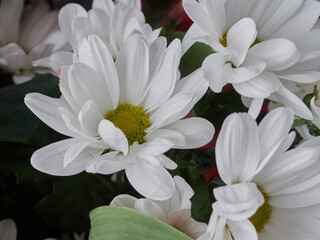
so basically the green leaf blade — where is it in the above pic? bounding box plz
[89,206,193,240]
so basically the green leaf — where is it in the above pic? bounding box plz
[191,180,213,223]
[0,74,64,146]
[303,93,314,108]
[180,42,212,77]
[89,206,192,240]
[292,119,308,128]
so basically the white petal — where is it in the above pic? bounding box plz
[227,219,258,240]
[31,139,92,176]
[212,183,264,221]
[258,107,293,162]
[64,140,95,167]
[248,98,264,119]
[182,23,208,55]
[85,151,126,174]
[182,0,217,37]
[143,39,181,111]
[227,18,257,67]
[148,92,194,131]
[98,119,128,155]
[216,112,260,184]
[203,0,227,37]
[78,35,119,108]
[109,194,137,209]
[78,100,104,137]
[202,53,228,92]
[256,147,319,196]
[33,51,73,75]
[174,68,209,102]
[274,87,313,120]
[92,0,115,15]
[58,3,87,44]
[0,219,17,240]
[68,62,113,114]
[134,129,185,157]
[134,199,168,222]
[233,71,282,98]
[248,39,299,71]
[116,36,149,105]
[164,117,215,149]
[125,160,175,200]
[271,0,320,39]
[157,154,177,170]
[24,93,74,137]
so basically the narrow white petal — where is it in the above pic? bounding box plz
[227,219,258,240]
[78,35,119,108]
[0,219,17,240]
[213,183,264,221]
[143,39,181,111]
[248,98,264,119]
[68,62,113,114]
[216,113,260,184]
[233,71,282,98]
[274,87,313,120]
[125,160,175,200]
[25,93,74,137]
[164,117,215,149]
[258,107,293,161]
[116,36,149,105]
[110,194,137,208]
[98,119,128,155]
[31,139,92,176]
[174,68,209,103]
[85,151,126,174]
[78,100,104,137]
[134,199,168,222]
[248,39,299,71]
[148,92,194,131]
[92,0,115,15]
[227,18,257,67]
[202,53,228,92]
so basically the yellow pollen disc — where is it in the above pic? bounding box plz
[219,31,260,48]
[105,104,151,145]
[249,186,272,232]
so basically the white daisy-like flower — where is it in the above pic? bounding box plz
[25,34,214,200]
[198,107,320,239]
[0,0,68,84]
[182,0,320,119]
[35,0,160,74]
[110,176,207,239]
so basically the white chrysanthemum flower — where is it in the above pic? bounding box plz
[25,34,214,200]
[198,107,320,240]
[0,0,68,84]
[35,0,160,74]
[182,0,320,119]
[110,176,207,239]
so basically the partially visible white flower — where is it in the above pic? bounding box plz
[35,0,160,74]
[110,176,207,239]
[182,0,320,119]
[0,219,17,240]
[0,0,68,84]
[198,107,320,239]
[25,34,213,200]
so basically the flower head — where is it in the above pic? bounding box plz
[36,0,160,74]
[25,34,214,200]
[110,176,207,239]
[0,0,68,83]
[199,107,320,239]
[182,0,320,119]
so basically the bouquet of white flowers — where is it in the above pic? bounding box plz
[1,0,320,239]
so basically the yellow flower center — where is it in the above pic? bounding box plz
[219,32,260,48]
[249,186,272,232]
[105,104,151,145]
